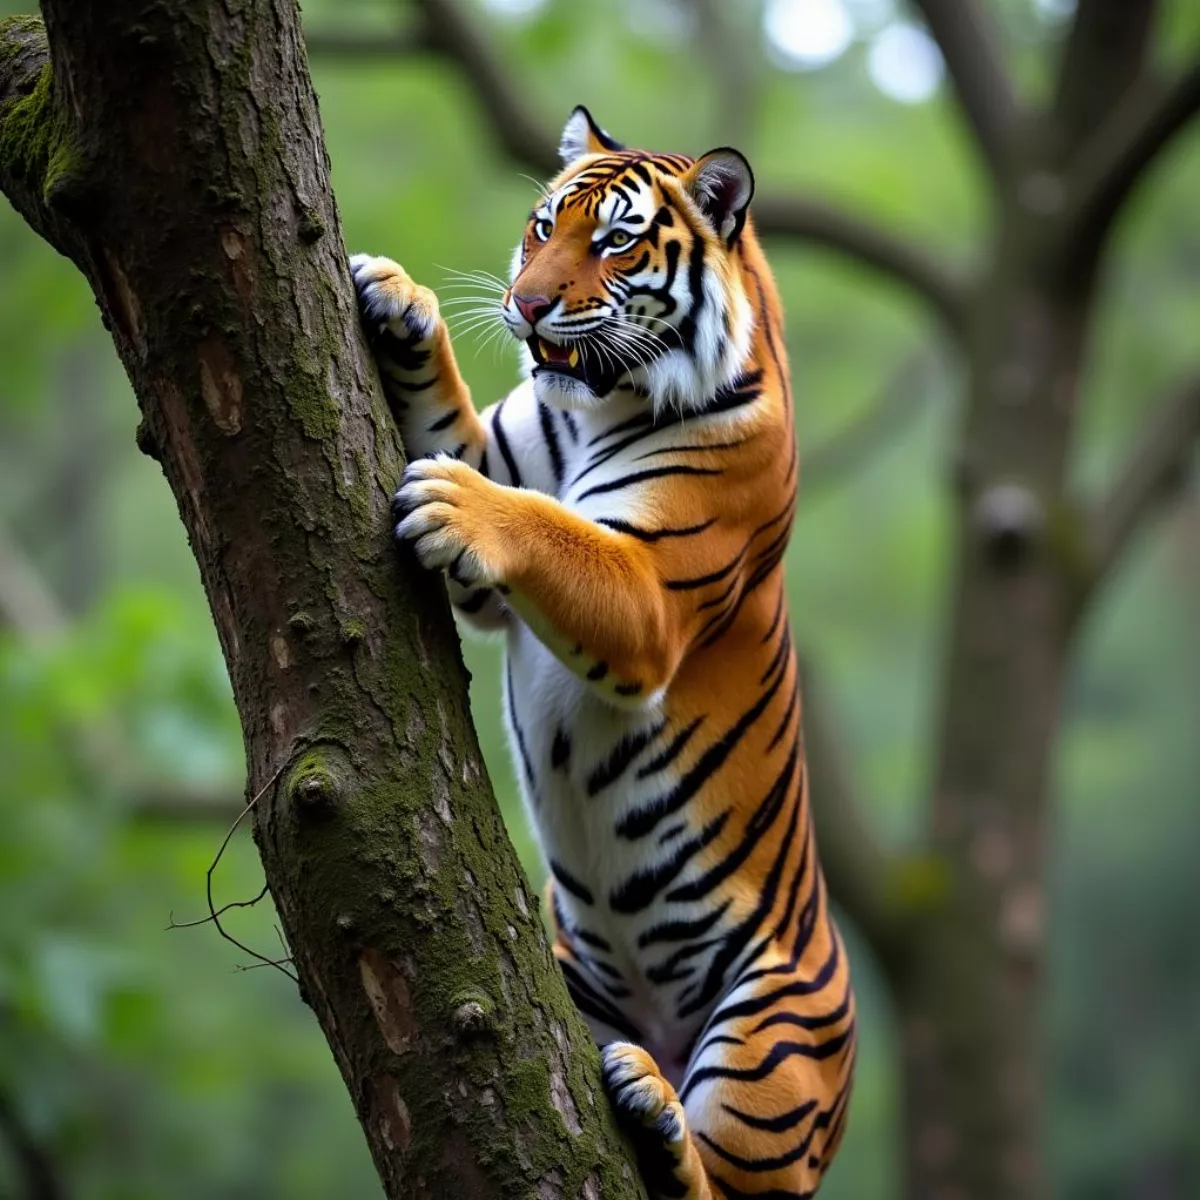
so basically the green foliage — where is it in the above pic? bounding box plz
[0,0,1197,1196]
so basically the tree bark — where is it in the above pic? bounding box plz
[0,7,644,1199]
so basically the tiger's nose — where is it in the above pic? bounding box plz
[512,293,554,326]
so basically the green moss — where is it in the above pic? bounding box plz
[0,26,85,209]
[340,617,366,645]
[0,14,43,62]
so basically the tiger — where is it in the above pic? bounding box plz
[351,105,856,1200]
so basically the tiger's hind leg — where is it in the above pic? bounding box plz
[679,938,857,1198]
[602,938,856,1199]
[602,1042,713,1200]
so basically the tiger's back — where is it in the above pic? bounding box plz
[354,106,855,1200]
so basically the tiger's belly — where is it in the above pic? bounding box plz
[504,624,731,1082]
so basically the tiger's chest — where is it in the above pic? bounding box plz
[504,622,724,1076]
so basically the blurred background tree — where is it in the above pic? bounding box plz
[0,0,1197,1198]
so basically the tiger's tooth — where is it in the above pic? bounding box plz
[540,339,552,359]
[568,348,579,368]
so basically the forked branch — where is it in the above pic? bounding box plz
[908,0,1019,181]
[1061,59,1200,272]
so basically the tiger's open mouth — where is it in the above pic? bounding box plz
[528,336,590,383]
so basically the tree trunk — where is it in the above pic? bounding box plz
[0,7,644,1198]
[897,131,1100,1196]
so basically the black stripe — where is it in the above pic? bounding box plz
[456,587,493,614]
[576,464,721,503]
[722,1097,818,1135]
[550,859,594,905]
[617,645,790,840]
[427,409,458,432]
[597,517,716,543]
[587,721,667,796]
[638,900,730,949]
[538,401,564,485]
[551,727,571,769]
[505,661,536,798]
[637,716,704,778]
[666,740,799,905]
[609,809,729,913]
[492,400,522,486]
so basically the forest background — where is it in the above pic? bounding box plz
[0,0,1197,1197]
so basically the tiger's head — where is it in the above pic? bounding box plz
[502,106,756,415]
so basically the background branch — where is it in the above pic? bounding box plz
[0,525,65,641]
[1053,0,1157,150]
[908,0,1019,181]
[683,0,759,147]
[1082,377,1200,601]
[306,0,969,335]
[303,27,429,59]
[1062,59,1200,270]
[752,198,968,335]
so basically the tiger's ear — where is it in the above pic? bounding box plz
[685,148,755,245]
[559,106,625,165]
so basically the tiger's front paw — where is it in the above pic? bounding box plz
[350,253,441,342]
[393,458,505,584]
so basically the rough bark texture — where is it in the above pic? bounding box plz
[0,7,645,1198]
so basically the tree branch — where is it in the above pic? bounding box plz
[306,0,969,334]
[1060,58,1200,272]
[1053,0,1157,151]
[411,0,561,176]
[682,0,758,147]
[752,197,968,335]
[303,27,430,60]
[801,662,913,985]
[908,0,1019,182]
[1082,376,1200,600]
[0,10,643,1197]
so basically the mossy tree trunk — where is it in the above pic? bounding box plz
[0,6,645,1198]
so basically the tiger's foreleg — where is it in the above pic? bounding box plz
[352,254,510,627]
[350,254,486,465]
[392,458,683,703]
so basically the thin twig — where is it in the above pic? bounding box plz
[168,881,270,930]
[198,761,297,983]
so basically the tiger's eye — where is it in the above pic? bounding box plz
[609,230,632,247]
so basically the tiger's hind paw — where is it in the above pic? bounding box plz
[602,1043,710,1199]
[601,1042,686,1145]
[349,253,441,342]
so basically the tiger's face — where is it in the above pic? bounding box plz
[502,107,756,414]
